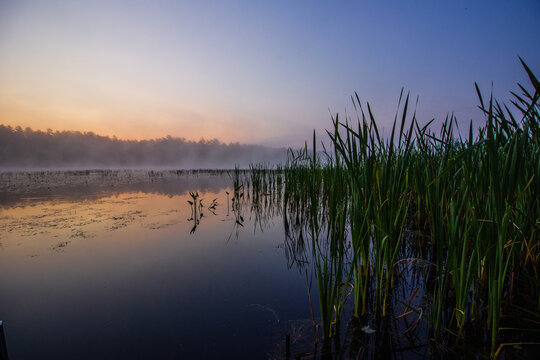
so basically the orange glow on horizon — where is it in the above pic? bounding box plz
[0,98,267,144]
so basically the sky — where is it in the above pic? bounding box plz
[0,0,539,147]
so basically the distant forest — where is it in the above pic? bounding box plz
[0,125,287,169]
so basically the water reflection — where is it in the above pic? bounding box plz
[2,170,536,359]
[0,171,313,359]
[0,170,232,208]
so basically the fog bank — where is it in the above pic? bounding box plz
[0,125,287,169]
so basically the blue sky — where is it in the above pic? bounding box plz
[1,0,539,146]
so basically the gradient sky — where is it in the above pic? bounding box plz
[1,0,539,147]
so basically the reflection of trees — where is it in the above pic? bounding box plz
[0,170,232,208]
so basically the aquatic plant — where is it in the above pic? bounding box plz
[247,59,540,358]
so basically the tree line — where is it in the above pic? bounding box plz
[0,125,286,169]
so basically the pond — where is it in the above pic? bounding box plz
[0,171,316,359]
[0,170,537,359]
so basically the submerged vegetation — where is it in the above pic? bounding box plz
[234,60,540,358]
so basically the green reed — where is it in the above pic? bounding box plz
[245,59,539,357]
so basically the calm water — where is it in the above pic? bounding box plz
[2,171,536,360]
[0,171,313,359]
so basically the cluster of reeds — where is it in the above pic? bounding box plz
[252,60,540,357]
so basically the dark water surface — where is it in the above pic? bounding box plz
[0,171,312,359]
[2,171,537,359]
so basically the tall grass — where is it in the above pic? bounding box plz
[249,60,539,357]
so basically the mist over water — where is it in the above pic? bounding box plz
[0,125,288,170]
